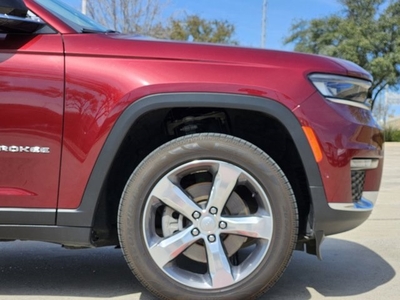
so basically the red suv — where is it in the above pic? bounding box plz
[0,0,384,299]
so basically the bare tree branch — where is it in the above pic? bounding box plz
[87,0,170,36]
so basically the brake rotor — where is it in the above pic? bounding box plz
[162,182,249,263]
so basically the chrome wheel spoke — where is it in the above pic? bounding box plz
[151,177,200,219]
[221,215,273,240]
[205,236,235,288]
[207,163,242,213]
[149,227,198,268]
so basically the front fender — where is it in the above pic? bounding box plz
[57,93,324,234]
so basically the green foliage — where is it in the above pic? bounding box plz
[384,126,400,141]
[87,1,236,45]
[285,0,400,99]
[169,15,237,45]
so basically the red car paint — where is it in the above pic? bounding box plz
[0,1,383,211]
[0,0,385,297]
[0,33,64,208]
[0,0,383,235]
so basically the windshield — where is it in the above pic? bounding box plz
[34,0,110,33]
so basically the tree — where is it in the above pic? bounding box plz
[373,96,394,127]
[87,1,237,44]
[169,15,237,45]
[284,0,400,100]
[87,0,170,37]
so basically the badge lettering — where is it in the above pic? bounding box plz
[0,145,50,154]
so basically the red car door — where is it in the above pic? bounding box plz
[0,32,64,225]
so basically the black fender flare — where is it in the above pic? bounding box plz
[57,93,325,229]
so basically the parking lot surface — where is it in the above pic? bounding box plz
[0,143,398,300]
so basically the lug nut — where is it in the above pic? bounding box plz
[192,228,200,236]
[192,211,201,219]
[219,221,227,229]
[208,234,216,243]
[209,207,218,215]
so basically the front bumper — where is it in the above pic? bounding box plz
[294,91,384,237]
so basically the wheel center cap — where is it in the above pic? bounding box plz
[200,216,216,232]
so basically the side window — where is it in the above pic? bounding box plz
[0,2,54,34]
[0,0,27,17]
[27,10,56,34]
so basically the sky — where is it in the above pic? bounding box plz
[63,0,343,50]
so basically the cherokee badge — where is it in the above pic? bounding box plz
[0,145,50,154]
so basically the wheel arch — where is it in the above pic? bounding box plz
[56,92,325,244]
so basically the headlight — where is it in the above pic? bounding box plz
[309,74,372,109]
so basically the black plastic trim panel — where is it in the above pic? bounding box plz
[310,187,372,236]
[0,225,92,247]
[0,209,55,225]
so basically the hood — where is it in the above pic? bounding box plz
[63,33,371,81]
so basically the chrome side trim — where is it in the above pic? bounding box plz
[328,192,379,212]
[0,208,55,212]
[350,159,379,170]
[326,97,371,110]
[362,191,379,205]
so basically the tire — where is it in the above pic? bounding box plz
[118,133,298,300]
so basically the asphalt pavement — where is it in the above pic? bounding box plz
[0,143,398,300]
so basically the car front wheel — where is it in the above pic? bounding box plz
[118,133,298,299]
